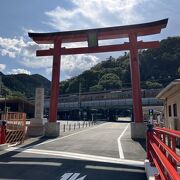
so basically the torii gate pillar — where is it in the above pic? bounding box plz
[45,40,61,137]
[129,33,146,139]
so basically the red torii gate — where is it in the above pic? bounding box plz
[29,19,168,137]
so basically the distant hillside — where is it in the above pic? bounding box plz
[1,73,51,98]
[60,36,180,94]
[0,36,179,97]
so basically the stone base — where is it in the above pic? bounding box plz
[44,122,60,138]
[130,122,146,139]
[30,118,46,125]
[0,144,8,151]
[27,124,45,137]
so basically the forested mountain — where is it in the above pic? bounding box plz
[0,73,51,98]
[60,36,180,94]
[0,36,179,98]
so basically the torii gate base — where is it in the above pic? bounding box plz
[44,122,60,137]
[29,19,168,138]
[130,123,146,139]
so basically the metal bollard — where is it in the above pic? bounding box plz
[74,123,76,130]
[63,124,66,132]
[69,124,71,131]
[79,123,80,129]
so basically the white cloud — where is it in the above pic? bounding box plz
[0,36,52,68]
[0,0,149,80]
[61,54,99,79]
[8,68,31,75]
[45,0,147,31]
[0,35,100,79]
[0,37,26,58]
[0,64,6,71]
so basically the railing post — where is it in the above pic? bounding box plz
[147,123,154,163]
[0,120,6,144]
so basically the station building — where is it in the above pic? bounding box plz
[156,79,180,130]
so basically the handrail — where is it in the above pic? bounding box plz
[147,124,180,180]
[150,141,179,180]
[153,135,180,164]
[154,127,180,137]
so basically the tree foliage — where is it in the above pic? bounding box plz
[1,37,180,96]
[60,36,180,94]
[98,73,122,90]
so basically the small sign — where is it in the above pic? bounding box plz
[88,31,98,48]
[149,109,154,116]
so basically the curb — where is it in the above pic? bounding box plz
[0,144,8,151]
[144,159,158,180]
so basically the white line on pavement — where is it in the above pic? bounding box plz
[117,124,129,159]
[36,122,109,146]
[6,147,144,168]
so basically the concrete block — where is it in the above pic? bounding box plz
[130,122,146,139]
[0,144,8,151]
[27,124,45,137]
[45,122,60,138]
[145,159,158,180]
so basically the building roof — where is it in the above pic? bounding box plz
[29,19,168,44]
[0,97,34,107]
[156,79,180,99]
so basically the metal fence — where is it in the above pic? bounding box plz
[2,112,26,145]
[147,124,180,179]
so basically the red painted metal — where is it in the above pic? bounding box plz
[48,40,61,122]
[129,33,143,123]
[36,41,160,56]
[1,112,26,144]
[29,19,168,44]
[147,126,180,179]
[0,122,6,144]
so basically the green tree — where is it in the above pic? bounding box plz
[89,84,103,92]
[98,73,122,90]
[145,81,163,89]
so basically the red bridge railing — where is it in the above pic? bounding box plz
[147,124,180,180]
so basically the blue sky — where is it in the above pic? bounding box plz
[0,0,180,80]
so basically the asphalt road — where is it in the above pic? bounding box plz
[0,121,147,180]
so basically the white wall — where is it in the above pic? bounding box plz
[165,89,180,130]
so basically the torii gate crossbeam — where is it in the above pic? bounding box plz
[29,18,168,137]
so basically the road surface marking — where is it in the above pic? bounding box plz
[7,147,144,167]
[59,173,86,180]
[0,161,61,166]
[36,122,109,146]
[117,124,129,159]
[85,165,145,173]
[59,173,73,180]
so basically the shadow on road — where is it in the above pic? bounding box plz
[0,155,146,180]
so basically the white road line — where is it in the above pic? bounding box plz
[6,147,144,167]
[0,161,61,166]
[36,122,109,146]
[117,124,129,159]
